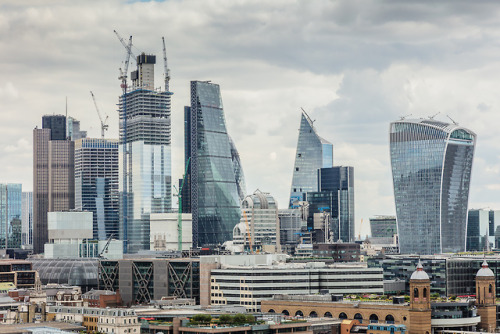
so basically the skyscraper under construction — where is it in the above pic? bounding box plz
[119,52,172,253]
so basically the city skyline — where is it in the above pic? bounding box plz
[2,1,500,238]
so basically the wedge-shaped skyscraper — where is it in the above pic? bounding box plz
[186,81,242,247]
[390,119,476,254]
[289,111,333,208]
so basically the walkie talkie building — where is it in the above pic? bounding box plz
[390,119,476,255]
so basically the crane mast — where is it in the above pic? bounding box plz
[114,30,134,253]
[162,37,170,92]
[90,91,109,139]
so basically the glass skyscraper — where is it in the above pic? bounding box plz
[75,138,119,241]
[21,192,33,246]
[119,54,172,253]
[390,119,476,254]
[0,184,22,249]
[289,111,333,208]
[187,81,241,247]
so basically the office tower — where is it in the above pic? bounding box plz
[187,81,241,247]
[369,216,397,238]
[67,116,87,141]
[21,192,33,246]
[279,209,304,252]
[467,209,500,251]
[119,53,172,253]
[33,115,75,254]
[307,166,354,243]
[42,115,66,140]
[390,119,476,254]
[289,111,333,208]
[75,138,119,240]
[0,184,22,248]
[234,190,280,252]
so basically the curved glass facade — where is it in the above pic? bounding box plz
[229,136,247,202]
[31,258,98,292]
[289,112,333,208]
[390,119,476,254]
[189,81,241,246]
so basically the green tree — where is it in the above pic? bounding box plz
[219,314,232,324]
[192,314,212,324]
[233,313,247,325]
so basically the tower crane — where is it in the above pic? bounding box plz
[161,37,171,92]
[114,30,136,65]
[243,211,253,253]
[173,157,191,251]
[114,30,133,253]
[90,91,109,139]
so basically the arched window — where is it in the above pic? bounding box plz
[282,310,289,316]
[295,310,303,317]
[414,287,419,298]
[324,312,333,318]
[309,311,318,318]
[354,313,363,321]
[369,314,378,323]
[489,284,493,293]
[339,312,348,319]
[268,309,275,313]
[423,288,427,298]
[385,314,395,323]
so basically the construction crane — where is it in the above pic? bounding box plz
[173,157,191,251]
[114,30,133,253]
[99,234,115,258]
[114,30,136,64]
[242,211,253,253]
[161,37,171,92]
[90,91,109,139]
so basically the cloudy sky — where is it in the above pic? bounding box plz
[2,0,500,237]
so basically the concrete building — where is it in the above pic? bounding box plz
[119,52,172,254]
[262,261,490,333]
[369,216,397,238]
[99,258,200,304]
[312,243,360,262]
[21,191,33,247]
[150,213,193,251]
[233,190,280,253]
[75,138,119,241]
[278,209,304,254]
[203,254,383,312]
[33,115,76,254]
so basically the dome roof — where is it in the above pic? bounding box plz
[476,260,495,277]
[410,260,429,280]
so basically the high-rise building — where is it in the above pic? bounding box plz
[0,184,22,248]
[289,111,333,208]
[390,119,476,254]
[186,81,241,247]
[278,209,305,252]
[370,216,397,238]
[75,138,119,240]
[467,209,500,251]
[67,116,87,141]
[306,166,355,243]
[21,192,33,246]
[119,53,172,253]
[233,190,280,253]
[33,115,76,254]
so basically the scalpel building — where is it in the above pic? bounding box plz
[390,119,476,255]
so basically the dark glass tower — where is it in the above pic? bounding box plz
[42,115,67,140]
[390,119,476,254]
[187,81,241,247]
[289,111,333,208]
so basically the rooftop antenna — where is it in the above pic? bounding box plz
[447,115,458,125]
[400,113,412,120]
[428,112,440,120]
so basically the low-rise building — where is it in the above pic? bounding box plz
[312,243,360,262]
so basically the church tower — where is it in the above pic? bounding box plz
[409,260,431,334]
[475,260,496,331]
